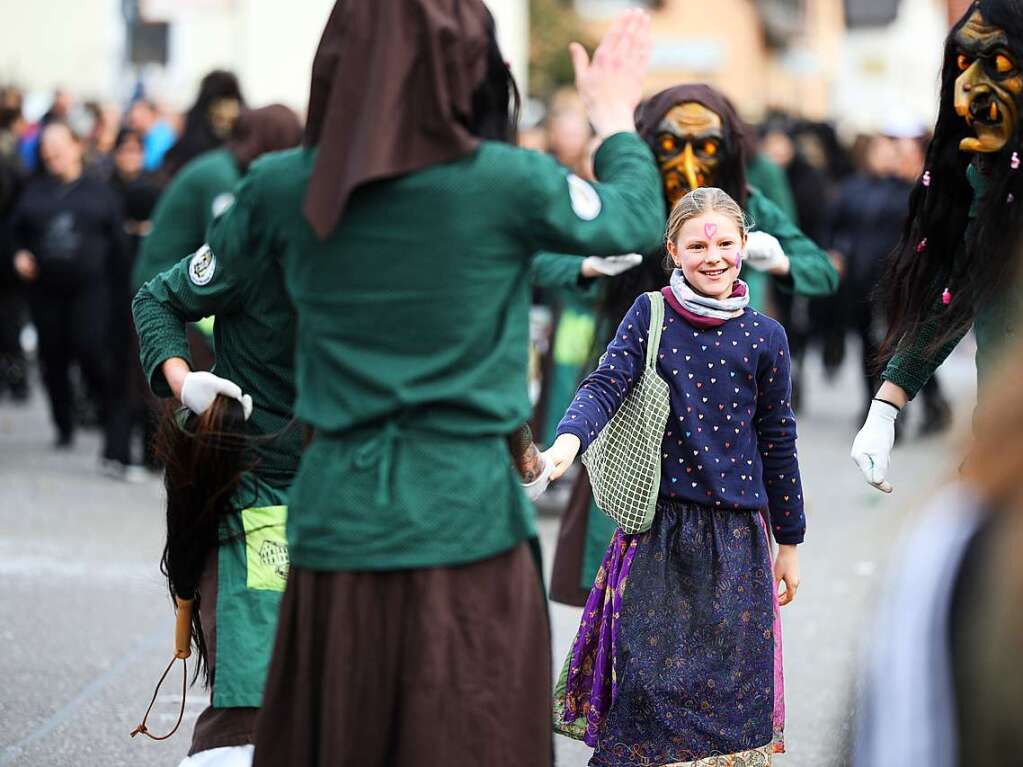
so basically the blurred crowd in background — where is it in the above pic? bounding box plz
[0,72,244,479]
[0,70,957,480]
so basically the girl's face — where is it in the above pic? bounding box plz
[667,211,744,299]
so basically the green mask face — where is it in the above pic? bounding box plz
[953,9,1023,153]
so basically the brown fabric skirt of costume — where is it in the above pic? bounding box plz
[549,468,593,607]
[251,542,552,767]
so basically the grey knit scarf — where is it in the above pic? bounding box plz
[669,269,750,320]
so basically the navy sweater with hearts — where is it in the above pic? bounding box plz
[557,292,806,544]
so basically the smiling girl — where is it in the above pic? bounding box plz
[547,187,804,766]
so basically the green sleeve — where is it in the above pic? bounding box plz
[132,177,204,292]
[749,191,838,297]
[746,155,797,221]
[531,252,597,290]
[882,302,968,399]
[515,132,666,259]
[132,174,271,396]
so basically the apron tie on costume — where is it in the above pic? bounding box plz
[353,421,401,506]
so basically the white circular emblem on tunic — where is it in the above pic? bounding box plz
[188,244,216,286]
[567,174,602,221]
[211,192,235,219]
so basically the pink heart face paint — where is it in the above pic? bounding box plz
[673,212,743,300]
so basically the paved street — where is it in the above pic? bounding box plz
[1,343,976,767]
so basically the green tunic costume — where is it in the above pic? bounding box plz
[132,219,300,489]
[132,148,241,292]
[883,164,1022,400]
[199,132,664,572]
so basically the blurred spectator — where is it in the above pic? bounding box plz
[82,101,121,179]
[127,98,176,173]
[757,115,833,409]
[0,88,27,402]
[827,133,951,432]
[9,121,123,456]
[106,127,161,475]
[18,88,74,172]
[545,88,591,172]
[158,69,245,181]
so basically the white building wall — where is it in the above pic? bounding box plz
[0,0,529,116]
[835,0,948,134]
[0,0,123,112]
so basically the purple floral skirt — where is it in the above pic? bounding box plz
[554,500,785,766]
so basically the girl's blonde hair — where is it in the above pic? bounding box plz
[664,187,751,250]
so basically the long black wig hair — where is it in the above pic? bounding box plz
[154,396,252,685]
[880,0,1023,363]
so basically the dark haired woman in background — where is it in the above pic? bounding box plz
[9,121,122,457]
[159,70,245,182]
[852,0,1023,493]
[152,394,287,767]
[144,2,666,763]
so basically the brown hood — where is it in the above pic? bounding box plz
[302,0,491,240]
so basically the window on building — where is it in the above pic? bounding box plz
[844,0,901,28]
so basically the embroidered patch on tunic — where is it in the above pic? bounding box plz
[568,174,602,221]
[241,505,289,591]
[211,192,235,219]
[188,244,216,286]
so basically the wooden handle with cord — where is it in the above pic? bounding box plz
[174,597,194,660]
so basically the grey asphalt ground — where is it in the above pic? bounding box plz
[1,342,976,767]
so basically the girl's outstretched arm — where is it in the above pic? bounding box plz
[550,293,651,475]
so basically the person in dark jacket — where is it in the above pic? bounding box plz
[0,96,27,402]
[10,121,123,454]
[829,134,951,431]
[105,127,161,476]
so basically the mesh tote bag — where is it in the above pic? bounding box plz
[581,291,670,534]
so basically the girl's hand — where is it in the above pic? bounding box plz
[570,9,651,139]
[774,544,800,606]
[544,433,582,481]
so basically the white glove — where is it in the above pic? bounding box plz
[522,451,555,501]
[850,400,899,493]
[582,253,644,277]
[180,371,253,421]
[743,231,787,273]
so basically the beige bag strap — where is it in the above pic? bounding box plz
[645,291,665,370]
